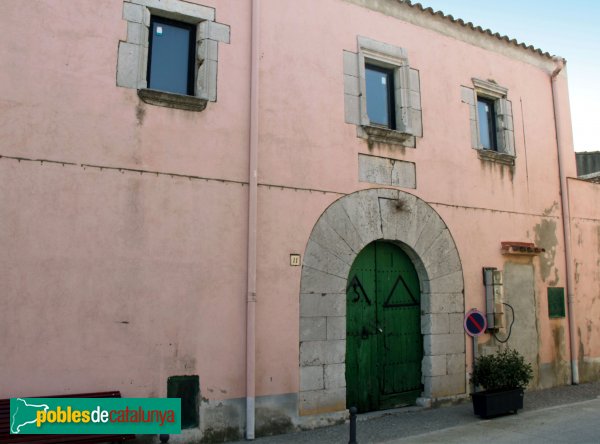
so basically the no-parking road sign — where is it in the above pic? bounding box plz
[464,309,487,337]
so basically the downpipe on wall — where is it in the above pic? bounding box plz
[550,57,579,385]
[246,0,260,439]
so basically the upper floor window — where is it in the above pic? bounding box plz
[365,64,396,129]
[343,36,422,147]
[148,17,196,96]
[116,0,230,112]
[461,78,515,165]
[477,97,497,151]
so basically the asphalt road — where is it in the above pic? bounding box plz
[388,398,600,443]
[233,382,600,443]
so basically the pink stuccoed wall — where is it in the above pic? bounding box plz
[569,178,600,382]
[1,161,248,397]
[1,0,598,438]
[0,0,253,401]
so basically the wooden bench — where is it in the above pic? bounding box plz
[0,391,135,443]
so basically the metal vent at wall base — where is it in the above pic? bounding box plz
[167,375,199,429]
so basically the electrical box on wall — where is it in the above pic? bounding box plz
[492,269,505,329]
[483,267,505,331]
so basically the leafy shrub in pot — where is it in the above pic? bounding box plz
[471,347,533,392]
[470,348,534,418]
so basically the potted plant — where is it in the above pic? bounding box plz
[471,347,533,418]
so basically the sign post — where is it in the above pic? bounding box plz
[464,309,487,393]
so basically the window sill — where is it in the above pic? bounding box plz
[138,89,207,112]
[477,148,515,166]
[360,125,415,147]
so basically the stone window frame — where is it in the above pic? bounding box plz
[117,0,230,112]
[344,36,422,147]
[462,79,515,165]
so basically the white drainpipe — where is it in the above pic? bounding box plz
[550,57,579,385]
[246,0,260,439]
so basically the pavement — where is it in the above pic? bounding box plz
[233,382,600,443]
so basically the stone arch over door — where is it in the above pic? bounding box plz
[299,188,465,416]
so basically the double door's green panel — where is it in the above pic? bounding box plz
[346,241,422,412]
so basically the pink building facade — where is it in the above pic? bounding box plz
[1,0,599,441]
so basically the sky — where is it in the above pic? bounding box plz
[415,0,600,152]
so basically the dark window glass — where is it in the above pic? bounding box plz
[365,65,395,129]
[477,97,497,150]
[148,17,196,95]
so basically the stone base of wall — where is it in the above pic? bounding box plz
[296,409,348,431]
[134,393,299,443]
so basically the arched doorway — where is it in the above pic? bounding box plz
[298,189,465,417]
[346,241,422,412]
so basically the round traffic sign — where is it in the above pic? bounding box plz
[464,309,487,337]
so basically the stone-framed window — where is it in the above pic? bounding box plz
[117,0,230,112]
[462,79,515,165]
[344,36,422,147]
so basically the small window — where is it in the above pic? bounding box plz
[463,79,515,164]
[148,17,196,96]
[477,97,497,151]
[365,65,396,129]
[117,0,230,111]
[343,36,423,147]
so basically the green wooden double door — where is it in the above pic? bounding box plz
[346,241,423,412]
